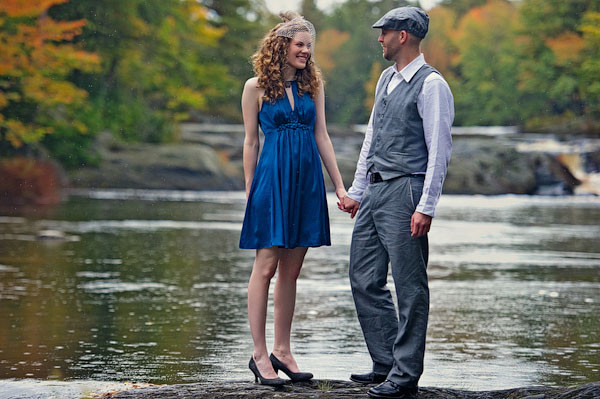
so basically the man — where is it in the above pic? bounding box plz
[340,7,454,399]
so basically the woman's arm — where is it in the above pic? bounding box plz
[313,80,347,201]
[241,77,262,198]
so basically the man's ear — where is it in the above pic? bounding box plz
[398,30,408,44]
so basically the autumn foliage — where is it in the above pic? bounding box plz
[0,0,598,160]
[0,157,62,205]
[0,0,99,148]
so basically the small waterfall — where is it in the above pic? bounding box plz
[516,137,600,195]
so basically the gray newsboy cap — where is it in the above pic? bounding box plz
[372,6,429,39]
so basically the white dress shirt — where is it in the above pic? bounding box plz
[347,54,454,217]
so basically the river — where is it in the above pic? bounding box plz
[0,190,598,398]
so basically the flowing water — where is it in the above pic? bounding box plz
[0,190,599,397]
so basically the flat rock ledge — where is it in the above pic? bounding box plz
[98,380,600,399]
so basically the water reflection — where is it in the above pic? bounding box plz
[0,191,598,392]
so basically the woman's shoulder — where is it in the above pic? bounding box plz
[242,77,266,111]
[243,77,265,97]
[244,77,260,90]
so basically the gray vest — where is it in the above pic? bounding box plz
[366,63,438,180]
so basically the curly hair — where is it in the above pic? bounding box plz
[251,12,322,103]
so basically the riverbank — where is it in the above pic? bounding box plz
[97,380,600,399]
[65,125,600,196]
[2,125,599,206]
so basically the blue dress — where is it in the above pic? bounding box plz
[239,81,330,249]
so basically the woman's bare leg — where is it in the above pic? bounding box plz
[248,247,280,378]
[272,247,308,372]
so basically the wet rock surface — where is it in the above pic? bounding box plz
[97,380,600,399]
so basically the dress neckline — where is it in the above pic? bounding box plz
[285,80,297,112]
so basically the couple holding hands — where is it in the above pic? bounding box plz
[238,6,454,399]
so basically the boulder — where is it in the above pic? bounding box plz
[68,135,244,190]
[443,138,537,195]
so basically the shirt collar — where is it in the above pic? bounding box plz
[394,53,426,83]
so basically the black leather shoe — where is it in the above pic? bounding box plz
[349,371,387,384]
[367,380,418,398]
[270,353,313,382]
[248,357,285,386]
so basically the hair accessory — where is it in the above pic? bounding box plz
[275,13,316,49]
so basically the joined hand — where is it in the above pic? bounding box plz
[338,195,360,218]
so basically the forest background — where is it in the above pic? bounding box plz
[0,0,598,177]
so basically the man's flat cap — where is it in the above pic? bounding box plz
[372,6,429,39]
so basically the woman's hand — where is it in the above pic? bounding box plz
[335,187,347,212]
[335,187,347,202]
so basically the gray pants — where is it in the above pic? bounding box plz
[349,176,429,388]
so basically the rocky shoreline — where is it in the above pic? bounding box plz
[97,380,600,399]
[64,125,600,196]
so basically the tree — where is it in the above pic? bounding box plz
[421,6,458,79]
[364,61,383,111]
[301,0,326,33]
[0,0,99,152]
[323,0,411,124]
[199,0,268,121]
[314,29,350,76]
[439,0,488,17]
[579,11,600,119]
[451,0,521,125]
[49,0,233,143]
[515,0,599,128]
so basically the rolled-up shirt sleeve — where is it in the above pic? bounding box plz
[416,73,454,217]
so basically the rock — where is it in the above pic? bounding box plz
[97,380,600,399]
[66,127,598,196]
[443,137,538,195]
[68,140,244,191]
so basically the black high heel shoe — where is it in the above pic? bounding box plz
[270,353,313,382]
[249,357,285,386]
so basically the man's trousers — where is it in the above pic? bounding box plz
[349,175,429,388]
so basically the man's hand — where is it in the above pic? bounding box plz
[340,196,360,219]
[411,211,432,237]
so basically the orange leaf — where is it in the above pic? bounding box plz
[0,0,68,18]
[545,32,585,65]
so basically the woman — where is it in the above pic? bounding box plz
[239,12,346,385]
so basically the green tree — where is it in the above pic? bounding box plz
[324,0,410,124]
[50,0,233,143]
[451,0,521,125]
[300,0,326,33]
[200,0,268,121]
[516,0,599,129]
[579,12,600,119]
